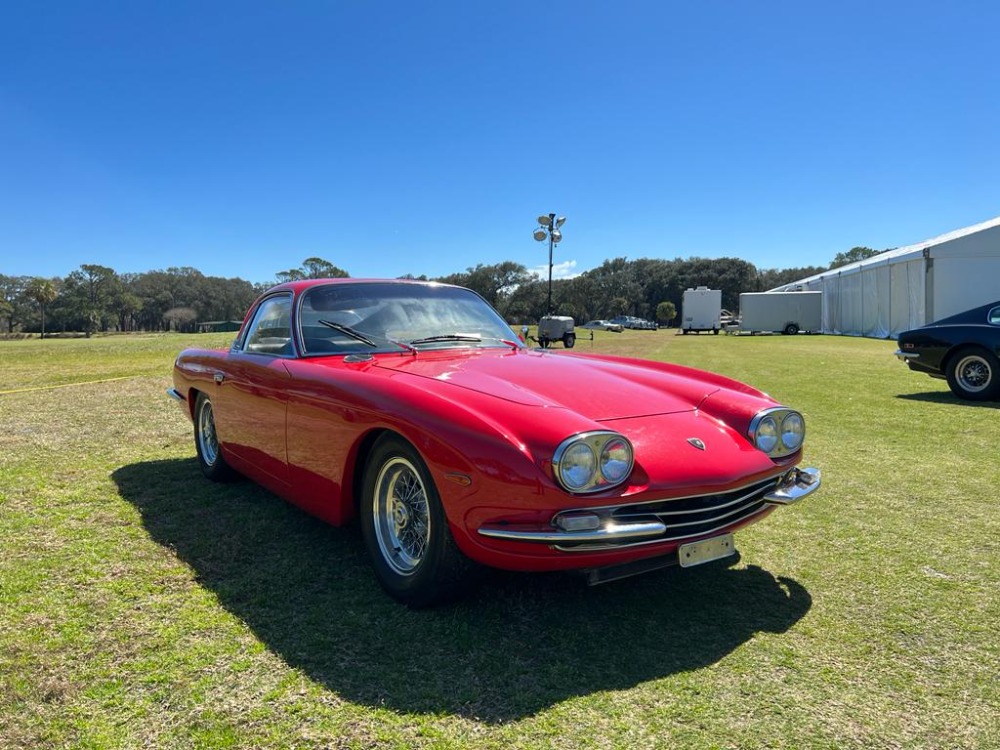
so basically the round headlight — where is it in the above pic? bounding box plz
[559,442,597,491]
[755,416,779,453]
[780,412,805,451]
[600,437,633,483]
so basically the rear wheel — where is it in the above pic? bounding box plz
[783,323,800,335]
[361,435,479,606]
[946,347,1000,401]
[563,332,576,348]
[194,392,235,481]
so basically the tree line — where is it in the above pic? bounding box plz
[1,249,878,336]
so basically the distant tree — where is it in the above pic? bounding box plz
[504,278,547,323]
[61,264,120,335]
[277,258,349,283]
[163,306,198,332]
[830,246,880,269]
[556,301,578,319]
[0,298,13,333]
[26,278,58,338]
[656,301,677,327]
[609,296,630,316]
[0,275,31,333]
[276,268,306,284]
[301,257,350,279]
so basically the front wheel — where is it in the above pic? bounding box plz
[783,323,800,335]
[946,348,1000,401]
[194,392,235,481]
[361,435,479,607]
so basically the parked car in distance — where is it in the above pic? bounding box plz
[581,319,624,332]
[610,315,658,330]
[170,279,820,606]
[895,300,1000,400]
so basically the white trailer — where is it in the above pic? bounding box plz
[738,291,822,335]
[681,287,723,334]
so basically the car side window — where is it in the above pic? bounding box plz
[988,306,1000,326]
[242,295,294,356]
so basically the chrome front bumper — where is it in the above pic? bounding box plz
[477,467,821,546]
[895,350,919,362]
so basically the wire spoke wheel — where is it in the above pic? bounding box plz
[194,392,234,481]
[372,457,431,575]
[197,398,220,466]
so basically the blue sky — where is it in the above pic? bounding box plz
[2,1,998,285]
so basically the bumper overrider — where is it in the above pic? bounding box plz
[477,466,820,551]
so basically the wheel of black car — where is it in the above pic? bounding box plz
[563,332,576,348]
[361,435,478,607]
[946,347,1000,401]
[783,323,800,335]
[194,392,235,481]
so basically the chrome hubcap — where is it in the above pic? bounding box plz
[373,457,430,576]
[957,355,991,392]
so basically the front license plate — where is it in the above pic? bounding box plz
[678,534,736,568]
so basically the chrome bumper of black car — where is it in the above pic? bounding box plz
[477,467,821,551]
[895,350,919,362]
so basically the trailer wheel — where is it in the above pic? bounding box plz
[783,323,799,335]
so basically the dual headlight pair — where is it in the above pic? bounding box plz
[552,408,806,494]
[747,407,805,458]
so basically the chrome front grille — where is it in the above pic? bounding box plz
[554,476,780,551]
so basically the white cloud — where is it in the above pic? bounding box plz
[529,259,580,281]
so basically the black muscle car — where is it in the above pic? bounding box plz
[895,300,1000,401]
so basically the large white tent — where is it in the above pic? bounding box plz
[770,215,1000,339]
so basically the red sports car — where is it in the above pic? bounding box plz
[170,279,819,606]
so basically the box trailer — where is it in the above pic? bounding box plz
[681,287,723,334]
[738,291,822,335]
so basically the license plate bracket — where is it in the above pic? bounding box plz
[678,534,736,568]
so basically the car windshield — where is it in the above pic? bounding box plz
[298,282,520,355]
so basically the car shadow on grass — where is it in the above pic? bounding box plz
[896,391,1000,408]
[114,458,812,723]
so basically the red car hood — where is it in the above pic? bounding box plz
[373,349,713,421]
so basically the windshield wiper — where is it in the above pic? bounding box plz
[317,320,377,347]
[408,334,485,346]
[318,319,417,354]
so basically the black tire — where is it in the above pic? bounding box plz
[360,435,479,607]
[682,328,689,335]
[563,332,576,348]
[945,347,1000,401]
[539,337,550,349]
[712,328,719,335]
[783,323,800,335]
[194,392,235,481]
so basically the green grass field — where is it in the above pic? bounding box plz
[1,331,997,749]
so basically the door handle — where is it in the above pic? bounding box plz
[214,371,225,384]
